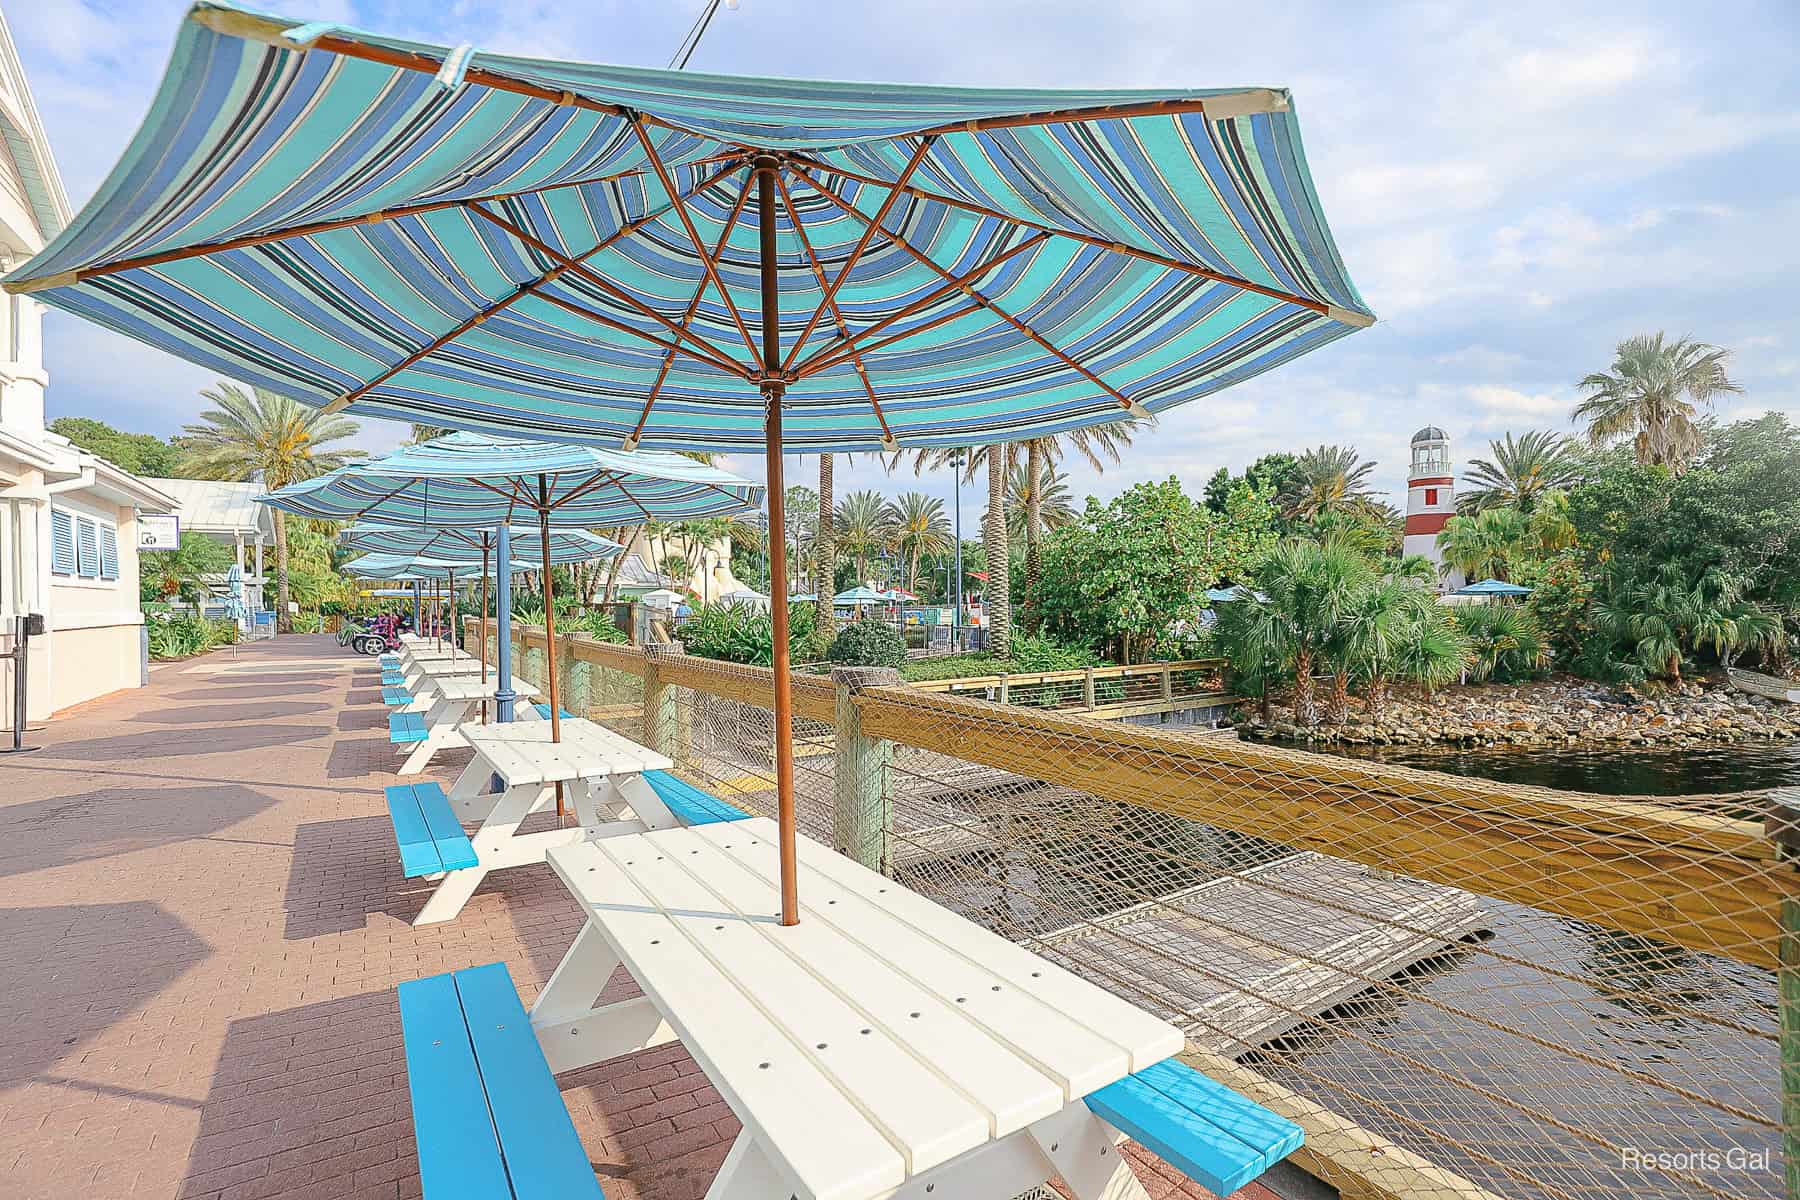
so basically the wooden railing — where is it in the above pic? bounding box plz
[470,617,1791,971]
[908,658,1233,719]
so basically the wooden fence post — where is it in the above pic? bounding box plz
[1083,666,1097,710]
[642,643,688,764]
[833,665,901,875]
[998,673,1010,706]
[1161,663,1174,705]
[560,632,591,721]
[1770,789,1800,1200]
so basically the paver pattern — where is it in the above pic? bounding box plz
[0,636,1271,1199]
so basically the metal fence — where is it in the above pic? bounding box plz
[477,619,1793,1200]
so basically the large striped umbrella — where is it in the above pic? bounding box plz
[10,1,1374,924]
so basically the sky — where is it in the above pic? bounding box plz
[9,0,1800,518]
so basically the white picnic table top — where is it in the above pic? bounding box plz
[462,717,671,788]
[543,817,1183,1200]
[425,673,540,704]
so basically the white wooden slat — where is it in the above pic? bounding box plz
[702,821,1169,1097]
[549,840,904,1200]
[602,830,990,1176]
[669,826,1065,1139]
[771,822,1184,1074]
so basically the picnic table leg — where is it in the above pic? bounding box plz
[397,700,460,775]
[445,756,496,821]
[1028,1104,1151,1200]
[703,1132,799,1200]
[608,773,680,831]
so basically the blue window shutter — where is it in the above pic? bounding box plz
[76,517,99,578]
[50,510,75,575]
[99,524,119,580]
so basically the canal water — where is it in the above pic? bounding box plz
[1249,739,1795,1200]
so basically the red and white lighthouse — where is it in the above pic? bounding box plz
[1402,426,1463,588]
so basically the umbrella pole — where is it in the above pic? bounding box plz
[447,569,457,654]
[479,539,491,724]
[537,478,566,823]
[755,155,800,927]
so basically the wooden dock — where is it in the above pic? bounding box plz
[1031,851,1488,1056]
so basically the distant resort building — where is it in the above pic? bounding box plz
[1402,426,1465,591]
[0,11,174,727]
[141,478,276,618]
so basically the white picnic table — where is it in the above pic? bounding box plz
[414,718,675,925]
[393,670,546,773]
[535,817,1185,1200]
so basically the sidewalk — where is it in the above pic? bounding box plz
[0,635,1259,1200]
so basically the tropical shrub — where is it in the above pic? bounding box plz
[1006,632,1101,672]
[1453,604,1546,684]
[140,532,232,603]
[826,619,906,668]
[145,612,239,660]
[676,601,816,666]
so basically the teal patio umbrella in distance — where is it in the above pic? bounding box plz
[262,434,755,749]
[11,1,1374,924]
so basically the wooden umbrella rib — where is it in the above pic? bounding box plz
[31,167,660,290]
[531,289,747,378]
[780,135,937,374]
[324,162,745,412]
[627,117,763,367]
[792,230,1050,378]
[795,166,1137,412]
[774,171,897,447]
[802,297,984,379]
[784,154,1333,317]
[626,169,755,448]
[464,200,748,378]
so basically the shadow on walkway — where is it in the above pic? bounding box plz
[0,784,278,879]
[175,990,416,1200]
[0,901,209,1086]
[131,701,329,725]
[325,736,388,780]
[336,708,388,733]
[37,725,331,762]
[169,683,334,702]
[284,817,437,939]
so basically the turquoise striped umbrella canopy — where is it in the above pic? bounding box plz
[340,524,619,561]
[260,432,761,525]
[7,1,1373,455]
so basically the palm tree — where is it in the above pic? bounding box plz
[1572,333,1742,471]
[983,443,1011,656]
[1019,421,1140,612]
[1454,604,1547,684]
[1459,431,1583,514]
[1436,507,1531,582]
[815,454,837,633]
[408,423,453,444]
[1592,565,1780,681]
[1007,461,1074,541]
[1287,444,1383,520]
[180,383,364,631]
[1215,539,1373,727]
[835,490,890,586]
[886,492,950,594]
[783,485,818,596]
[1342,581,1470,720]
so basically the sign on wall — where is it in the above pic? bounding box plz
[138,513,180,551]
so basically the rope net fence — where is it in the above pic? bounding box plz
[481,620,1791,1200]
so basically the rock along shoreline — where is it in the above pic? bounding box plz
[1233,676,1800,748]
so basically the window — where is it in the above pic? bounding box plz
[76,517,99,578]
[50,509,74,575]
[50,509,117,581]
[99,525,119,581]
[1424,488,1438,506]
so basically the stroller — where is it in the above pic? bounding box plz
[348,612,409,656]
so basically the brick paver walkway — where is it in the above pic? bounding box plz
[0,636,1268,1200]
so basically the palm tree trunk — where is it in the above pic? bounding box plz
[1328,671,1350,725]
[1024,439,1044,626]
[985,444,1011,658]
[602,528,631,603]
[271,507,292,633]
[1294,646,1317,727]
[815,453,835,634]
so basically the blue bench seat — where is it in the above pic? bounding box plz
[384,783,477,877]
[1085,1057,1303,1197]
[643,769,748,826]
[382,670,406,686]
[381,687,413,707]
[389,712,428,744]
[379,654,401,666]
[398,961,604,1200]
[530,702,578,721]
